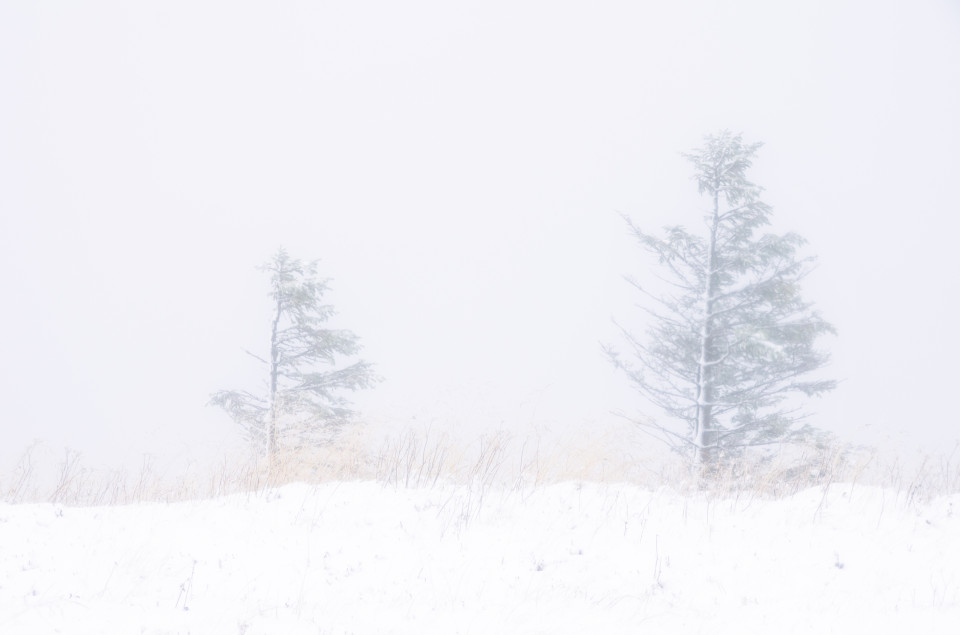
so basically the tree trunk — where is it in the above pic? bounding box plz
[695,184,722,475]
[267,295,283,463]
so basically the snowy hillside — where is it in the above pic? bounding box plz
[1,481,957,634]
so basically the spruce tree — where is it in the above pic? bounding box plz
[606,131,835,473]
[210,248,379,459]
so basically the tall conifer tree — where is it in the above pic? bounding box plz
[607,132,835,472]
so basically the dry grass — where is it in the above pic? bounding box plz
[3,428,959,507]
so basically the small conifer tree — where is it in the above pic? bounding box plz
[210,248,379,459]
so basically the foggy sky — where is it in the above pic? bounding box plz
[2,0,959,471]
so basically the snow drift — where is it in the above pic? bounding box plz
[1,480,957,634]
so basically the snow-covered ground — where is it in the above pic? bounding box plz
[1,481,957,634]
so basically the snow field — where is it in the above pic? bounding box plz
[1,480,958,634]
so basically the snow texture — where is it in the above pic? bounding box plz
[1,482,957,634]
